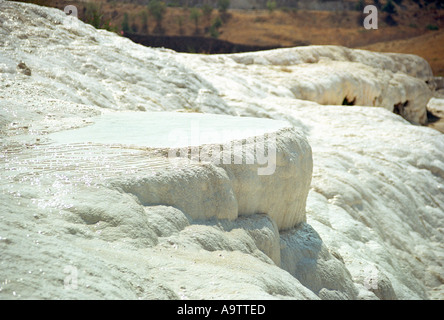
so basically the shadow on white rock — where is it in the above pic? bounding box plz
[280,222,359,299]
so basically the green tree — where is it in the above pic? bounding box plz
[426,24,439,30]
[355,0,365,11]
[190,7,202,34]
[176,15,185,35]
[217,0,230,14]
[201,3,213,21]
[266,0,277,13]
[382,0,396,14]
[84,2,114,31]
[209,16,222,38]
[209,25,219,38]
[140,10,149,34]
[121,12,131,33]
[201,4,214,32]
[148,0,166,34]
[212,16,222,29]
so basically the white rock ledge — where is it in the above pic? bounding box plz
[49,111,313,230]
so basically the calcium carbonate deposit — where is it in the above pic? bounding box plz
[1,1,444,300]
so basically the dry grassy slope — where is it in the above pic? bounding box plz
[360,30,444,76]
[216,9,427,46]
[214,8,444,76]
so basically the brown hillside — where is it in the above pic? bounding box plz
[13,0,444,75]
[360,30,444,76]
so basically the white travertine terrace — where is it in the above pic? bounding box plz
[48,111,313,230]
[176,46,434,125]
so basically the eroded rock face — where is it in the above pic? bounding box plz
[176,46,435,125]
[1,1,444,300]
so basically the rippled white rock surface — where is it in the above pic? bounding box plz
[1,1,444,300]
